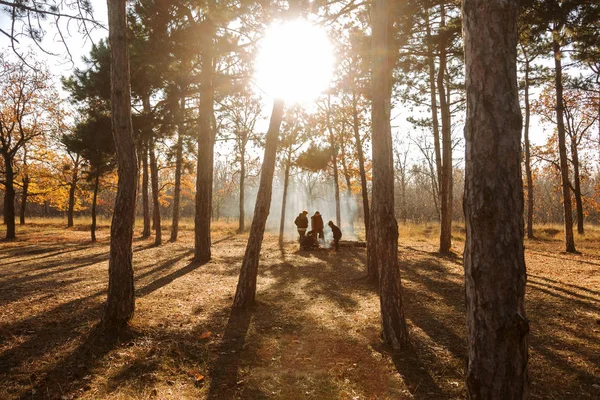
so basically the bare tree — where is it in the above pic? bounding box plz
[463,0,529,397]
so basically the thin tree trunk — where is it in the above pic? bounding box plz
[523,59,534,239]
[279,151,291,245]
[352,88,370,234]
[170,97,185,242]
[571,136,584,234]
[425,7,442,188]
[194,19,215,263]
[438,4,453,254]
[327,94,342,228]
[3,152,16,240]
[552,32,576,253]
[233,99,284,308]
[149,140,162,246]
[104,0,137,328]
[142,140,151,238]
[463,0,529,397]
[67,157,79,228]
[239,148,246,233]
[371,0,409,350]
[340,143,355,234]
[19,175,28,225]
[91,171,100,242]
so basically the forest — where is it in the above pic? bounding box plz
[0,0,599,399]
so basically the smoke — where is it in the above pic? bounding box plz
[240,170,361,242]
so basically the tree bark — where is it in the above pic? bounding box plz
[194,19,215,263]
[170,97,185,242]
[371,0,409,350]
[279,151,291,245]
[238,147,246,233]
[233,99,284,308]
[552,32,577,253]
[142,140,151,238]
[104,0,137,328]
[19,175,29,225]
[149,140,162,246]
[438,4,453,254]
[570,136,584,235]
[523,59,534,239]
[463,0,529,397]
[91,170,100,242]
[3,152,16,240]
[327,94,342,228]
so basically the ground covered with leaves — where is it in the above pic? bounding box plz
[0,220,599,399]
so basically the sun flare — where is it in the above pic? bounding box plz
[255,19,334,103]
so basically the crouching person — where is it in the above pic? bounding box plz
[300,230,319,250]
[328,221,342,251]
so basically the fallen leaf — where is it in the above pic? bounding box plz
[199,331,212,340]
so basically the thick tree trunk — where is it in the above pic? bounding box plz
[233,99,284,308]
[170,97,185,242]
[91,171,100,242]
[3,152,16,240]
[463,0,529,398]
[571,137,584,235]
[149,141,162,246]
[104,0,138,328]
[279,152,291,245]
[523,61,534,239]
[352,89,370,234]
[371,0,409,350]
[194,19,215,263]
[238,149,246,233]
[438,5,453,254]
[67,160,79,228]
[19,175,29,225]
[142,140,151,238]
[552,34,577,253]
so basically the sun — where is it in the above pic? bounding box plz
[255,19,334,103]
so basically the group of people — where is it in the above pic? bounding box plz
[294,210,342,251]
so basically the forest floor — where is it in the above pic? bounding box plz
[0,219,599,400]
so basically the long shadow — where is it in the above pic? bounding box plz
[136,259,207,297]
[0,244,97,267]
[391,343,449,399]
[207,308,254,400]
[529,273,600,298]
[134,249,195,282]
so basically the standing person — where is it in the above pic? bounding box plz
[294,210,309,241]
[311,211,324,240]
[328,220,342,251]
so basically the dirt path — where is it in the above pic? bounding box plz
[1,224,599,399]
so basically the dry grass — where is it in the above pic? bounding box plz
[0,219,599,399]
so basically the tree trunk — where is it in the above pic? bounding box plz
[3,152,16,240]
[142,140,151,238]
[104,0,138,328]
[67,158,79,228]
[194,19,215,263]
[327,94,342,228]
[552,32,577,253]
[438,5,453,254]
[352,88,370,235]
[340,144,356,234]
[149,140,162,246]
[279,152,292,245]
[19,175,29,225]
[238,148,246,233]
[233,99,284,308]
[91,171,100,242]
[570,136,584,235]
[523,60,534,239]
[463,0,529,397]
[425,7,442,188]
[170,97,185,242]
[371,0,409,350]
